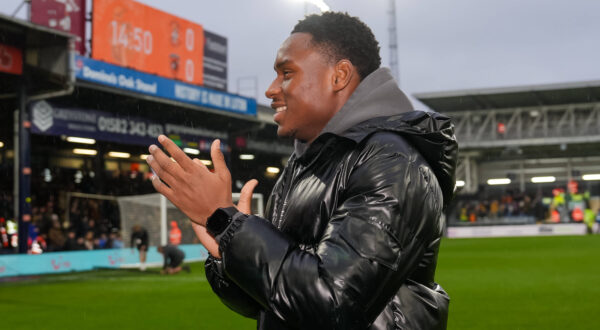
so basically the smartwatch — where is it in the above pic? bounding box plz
[206,207,239,237]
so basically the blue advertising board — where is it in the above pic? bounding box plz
[30,100,229,150]
[73,55,256,116]
[0,244,208,278]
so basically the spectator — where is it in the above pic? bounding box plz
[109,230,124,249]
[83,230,96,250]
[64,230,85,250]
[47,215,66,252]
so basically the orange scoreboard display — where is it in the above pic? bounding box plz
[92,0,204,85]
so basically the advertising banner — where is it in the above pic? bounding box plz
[74,55,256,116]
[92,0,204,85]
[203,30,228,91]
[29,100,229,150]
[0,43,23,75]
[446,223,587,239]
[31,0,87,54]
[0,244,207,278]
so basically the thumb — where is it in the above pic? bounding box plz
[236,179,258,214]
[191,223,221,258]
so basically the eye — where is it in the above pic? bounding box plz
[282,70,292,78]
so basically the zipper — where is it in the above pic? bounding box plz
[275,138,337,229]
[276,154,297,229]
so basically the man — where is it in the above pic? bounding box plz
[146,12,457,329]
[157,244,190,274]
[130,224,148,271]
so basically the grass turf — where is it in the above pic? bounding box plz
[1,235,599,329]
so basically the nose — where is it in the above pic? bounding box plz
[265,77,281,100]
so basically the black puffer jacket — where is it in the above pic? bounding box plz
[206,69,458,329]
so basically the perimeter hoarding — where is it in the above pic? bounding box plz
[92,0,204,85]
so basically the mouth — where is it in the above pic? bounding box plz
[272,105,287,123]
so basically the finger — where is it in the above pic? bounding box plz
[157,135,196,173]
[192,158,209,171]
[148,143,186,182]
[210,139,230,181]
[191,223,221,258]
[146,153,178,187]
[150,172,175,200]
[237,179,258,214]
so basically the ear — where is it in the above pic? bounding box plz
[332,59,355,92]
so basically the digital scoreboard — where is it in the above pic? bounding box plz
[92,0,204,85]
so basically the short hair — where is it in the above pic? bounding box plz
[292,12,381,80]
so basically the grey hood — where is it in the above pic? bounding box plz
[294,67,414,156]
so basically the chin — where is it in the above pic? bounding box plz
[276,127,297,140]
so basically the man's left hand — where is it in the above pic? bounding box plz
[192,179,258,259]
[146,135,233,226]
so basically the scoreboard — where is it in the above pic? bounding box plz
[92,0,204,85]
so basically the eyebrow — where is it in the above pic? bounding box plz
[274,59,291,70]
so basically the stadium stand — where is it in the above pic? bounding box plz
[415,81,600,236]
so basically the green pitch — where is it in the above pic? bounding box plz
[2,235,599,329]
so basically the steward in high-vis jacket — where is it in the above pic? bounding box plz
[205,64,458,329]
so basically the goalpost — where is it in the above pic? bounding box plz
[65,192,264,248]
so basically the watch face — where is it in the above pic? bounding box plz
[208,208,234,235]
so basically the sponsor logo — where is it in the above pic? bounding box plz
[32,101,54,132]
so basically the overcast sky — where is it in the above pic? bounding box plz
[3,0,599,108]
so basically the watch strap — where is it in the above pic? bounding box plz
[206,207,240,237]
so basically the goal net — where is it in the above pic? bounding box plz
[117,193,264,248]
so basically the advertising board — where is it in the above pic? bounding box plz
[92,0,204,85]
[0,43,22,75]
[73,55,256,116]
[31,0,87,54]
[0,44,23,74]
[203,30,228,91]
[29,100,230,150]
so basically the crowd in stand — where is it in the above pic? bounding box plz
[0,168,155,254]
[27,198,125,253]
[453,192,544,223]
[451,182,599,231]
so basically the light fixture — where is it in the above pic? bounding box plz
[239,154,255,160]
[455,180,465,187]
[582,174,600,181]
[199,159,212,166]
[140,154,149,160]
[108,151,130,159]
[531,176,556,183]
[0,141,4,148]
[66,136,96,144]
[487,178,511,185]
[73,148,97,156]
[266,167,280,174]
[293,0,330,12]
[183,147,200,155]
